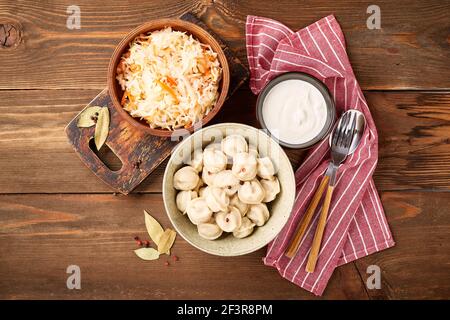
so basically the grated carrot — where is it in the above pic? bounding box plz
[156,79,179,104]
[166,76,177,87]
[121,90,129,105]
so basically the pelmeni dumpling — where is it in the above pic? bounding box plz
[173,166,200,191]
[202,169,217,186]
[221,135,248,158]
[238,179,265,204]
[176,190,197,213]
[203,148,227,173]
[257,157,276,179]
[204,142,221,151]
[175,134,281,241]
[260,177,280,203]
[193,178,204,194]
[248,145,259,158]
[186,197,213,225]
[230,193,249,216]
[232,152,257,181]
[205,186,229,212]
[233,217,255,238]
[186,149,203,172]
[247,203,270,226]
[198,220,223,240]
[213,170,240,196]
[215,206,242,232]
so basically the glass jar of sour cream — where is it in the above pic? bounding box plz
[256,72,335,149]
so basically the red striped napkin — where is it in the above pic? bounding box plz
[246,15,395,296]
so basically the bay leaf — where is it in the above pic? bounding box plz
[157,228,177,255]
[94,107,110,150]
[144,210,164,245]
[77,106,102,128]
[134,247,160,261]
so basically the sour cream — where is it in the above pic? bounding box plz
[261,79,328,145]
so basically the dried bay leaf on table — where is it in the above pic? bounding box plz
[94,107,110,150]
[134,247,160,261]
[144,210,165,245]
[157,229,177,255]
[77,106,102,128]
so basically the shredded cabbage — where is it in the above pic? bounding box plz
[116,27,222,130]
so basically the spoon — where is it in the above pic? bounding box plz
[284,110,366,269]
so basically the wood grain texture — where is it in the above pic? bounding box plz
[0,193,368,299]
[194,0,450,90]
[354,192,450,300]
[1,89,448,194]
[0,0,449,90]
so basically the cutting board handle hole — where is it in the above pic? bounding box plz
[89,138,123,172]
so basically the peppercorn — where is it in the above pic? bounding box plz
[133,159,142,169]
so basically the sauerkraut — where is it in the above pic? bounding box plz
[116,27,222,130]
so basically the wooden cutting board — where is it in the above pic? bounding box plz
[65,12,249,194]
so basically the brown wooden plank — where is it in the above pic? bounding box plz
[0,89,449,194]
[0,193,369,299]
[354,191,450,300]
[205,0,450,91]
[0,0,449,90]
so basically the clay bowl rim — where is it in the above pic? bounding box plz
[107,18,230,137]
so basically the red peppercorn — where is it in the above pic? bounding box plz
[134,236,139,241]
[136,240,143,246]
[172,255,179,261]
[164,261,170,267]
[144,240,150,247]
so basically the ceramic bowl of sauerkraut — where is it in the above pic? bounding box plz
[108,19,230,137]
[162,123,296,256]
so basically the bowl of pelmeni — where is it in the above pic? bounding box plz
[162,123,296,256]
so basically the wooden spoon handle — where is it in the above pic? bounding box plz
[285,175,330,258]
[305,184,335,273]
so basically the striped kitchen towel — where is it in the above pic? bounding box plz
[246,15,395,296]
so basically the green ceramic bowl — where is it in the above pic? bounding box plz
[162,123,296,256]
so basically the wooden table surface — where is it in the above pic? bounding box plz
[0,0,449,300]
